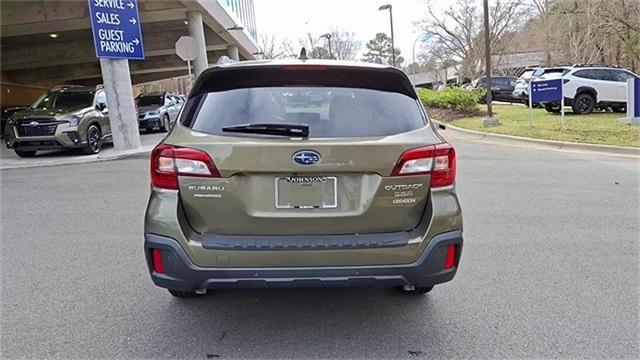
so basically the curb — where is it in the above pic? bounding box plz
[1,145,153,170]
[96,146,153,160]
[434,120,640,157]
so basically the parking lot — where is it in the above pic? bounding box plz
[2,0,640,358]
[2,132,638,359]
[0,131,164,170]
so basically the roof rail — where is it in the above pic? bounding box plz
[217,56,236,65]
[51,84,88,91]
[572,63,619,68]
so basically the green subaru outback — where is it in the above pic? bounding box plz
[144,60,463,298]
[4,85,111,157]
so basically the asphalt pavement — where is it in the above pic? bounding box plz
[1,133,638,359]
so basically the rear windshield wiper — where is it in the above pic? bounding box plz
[222,123,309,137]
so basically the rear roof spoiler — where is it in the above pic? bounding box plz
[190,64,417,99]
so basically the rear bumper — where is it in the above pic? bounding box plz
[144,230,463,291]
[6,138,83,150]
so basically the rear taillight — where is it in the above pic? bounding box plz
[444,244,456,269]
[150,144,220,190]
[390,143,456,188]
[151,249,165,273]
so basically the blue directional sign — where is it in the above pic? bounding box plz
[530,78,563,103]
[88,0,144,60]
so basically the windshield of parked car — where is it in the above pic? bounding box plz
[136,95,164,107]
[183,87,426,138]
[31,90,94,110]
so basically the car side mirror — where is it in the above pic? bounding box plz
[96,103,107,112]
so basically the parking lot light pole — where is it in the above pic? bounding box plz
[481,0,499,127]
[378,4,395,67]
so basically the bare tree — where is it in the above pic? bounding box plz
[429,43,459,83]
[298,30,361,60]
[418,0,531,79]
[330,30,361,60]
[557,0,640,71]
[258,34,295,59]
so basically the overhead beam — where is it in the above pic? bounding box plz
[4,50,227,84]
[1,8,187,37]
[2,43,228,71]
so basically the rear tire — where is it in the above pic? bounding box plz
[14,149,37,158]
[168,289,200,298]
[544,103,561,113]
[572,93,595,114]
[161,114,171,133]
[396,286,433,295]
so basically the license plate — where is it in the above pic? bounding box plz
[275,176,337,209]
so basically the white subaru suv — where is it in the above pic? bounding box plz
[549,65,639,114]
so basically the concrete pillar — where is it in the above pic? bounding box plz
[227,45,239,61]
[99,58,141,151]
[187,11,209,77]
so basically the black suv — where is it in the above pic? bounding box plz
[474,76,518,103]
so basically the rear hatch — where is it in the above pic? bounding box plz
[156,63,451,236]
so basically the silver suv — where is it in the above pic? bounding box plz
[136,92,182,132]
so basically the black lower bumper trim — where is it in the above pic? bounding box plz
[139,119,160,128]
[144,230,463,291]
[9,140,80,151]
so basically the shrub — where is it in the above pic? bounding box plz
[417,87,485,111]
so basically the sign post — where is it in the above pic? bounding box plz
[530,78,564,130]
[175,36,198,93]
[175,36,198,76]
[88,0,144,152]
[527,68,545,128]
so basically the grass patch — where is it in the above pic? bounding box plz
[446,104,639,147]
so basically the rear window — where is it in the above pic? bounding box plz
[543,68,565,74]
[137,95,164,107]
[182,87,426,138]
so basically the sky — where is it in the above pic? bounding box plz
[253,0,445,64]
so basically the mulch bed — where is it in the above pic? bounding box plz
[427,107,485,122]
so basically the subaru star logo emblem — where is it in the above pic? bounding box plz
[292,150,320,165]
